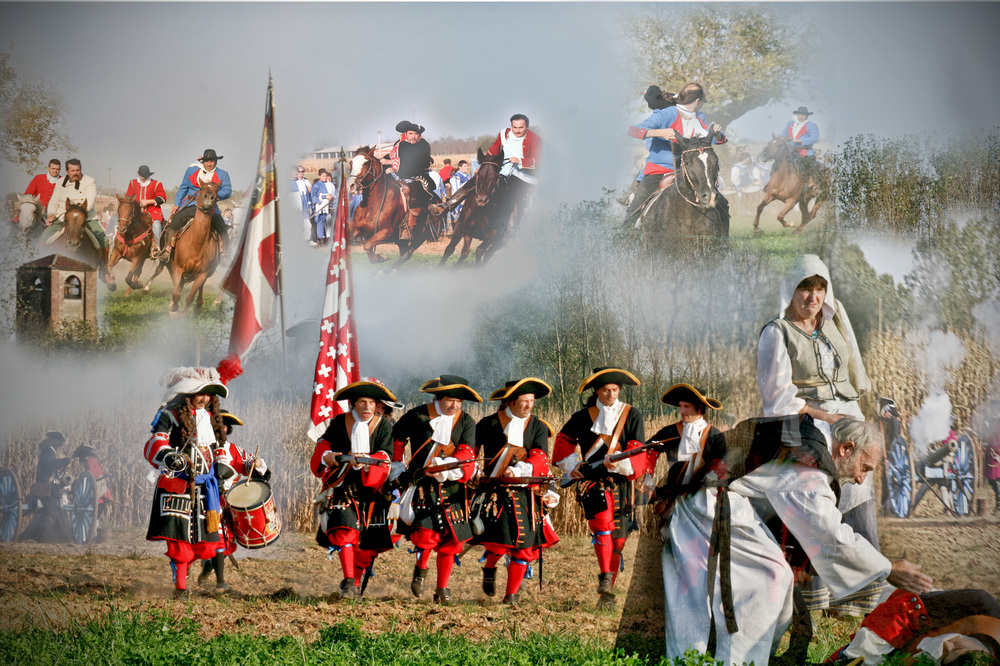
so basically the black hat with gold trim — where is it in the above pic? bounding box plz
[420,374,483,403]
[660,383,722,411]
[578,367,640,394]
[489,377,552,402]
[219,412,244,428]
[334,378,401,408]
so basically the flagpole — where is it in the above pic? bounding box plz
[340,145,359,366]
[269,74,288,358]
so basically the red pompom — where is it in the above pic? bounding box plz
[216,354,243,385]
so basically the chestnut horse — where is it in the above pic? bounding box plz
[41,199,116,289]
[752,135,826,235]
[638,132,729,241]
[146,181,221,315]
[439,148,519,266]
[347,145,433,273]
[108,195,154,296]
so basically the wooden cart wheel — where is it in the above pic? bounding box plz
[0,469,21,543]
[885,435,915,518]
[948,435,977,516]
[69,471,98,544]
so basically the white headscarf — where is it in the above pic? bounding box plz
[503,407,527,448]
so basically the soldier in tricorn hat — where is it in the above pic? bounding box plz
[553,367,646,609]
[391,374,481,604]
[472,378,561,606]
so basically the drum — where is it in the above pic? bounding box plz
[225,480,281,549]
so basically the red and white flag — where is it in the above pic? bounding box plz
[222,79,280,358]
[307,162,359,441]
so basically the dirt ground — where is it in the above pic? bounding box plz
[2,517,998,646]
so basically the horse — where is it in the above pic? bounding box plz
[637,132,729,241]
[145,181,221,315]
[439,148,519,266]
[107,194,154,296]
[14,194,45,240]
[40,198,116,290]
[751,135,826,235]
[347,145,434,274]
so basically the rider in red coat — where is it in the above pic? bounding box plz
[125,165,167,255]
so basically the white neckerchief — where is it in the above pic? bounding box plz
[198,167,216,184]
[137,177,150,187]
[503,407,527,448]
[500,130,525,161]
[194,408,216,446]
[677,104,708,138]
[46,173,59,184]
[591,398,624,436]
[350,409,372,455]
[430,400,456,445]
[678,417,708,460]
[791,120,806,137]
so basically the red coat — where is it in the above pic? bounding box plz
[488,129,541,169]
[125,178,167,222]
[24,174,57,208]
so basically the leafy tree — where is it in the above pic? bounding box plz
[621,6,811,127]
[0,48,75,174]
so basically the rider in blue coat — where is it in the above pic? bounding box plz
[783,107,819,157]
[159,149,232,262]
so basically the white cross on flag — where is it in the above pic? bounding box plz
[307,160,359,441]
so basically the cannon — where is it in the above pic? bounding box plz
[0,467,100,544]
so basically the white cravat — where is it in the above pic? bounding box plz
[430,400,456,445]
[350,409,372,454]
[677,104,708,138]
[46,173,59,184]
[195,408,216,446]
[198,167,216,184]
[591,399,624,436]
[503,407,527,448]
[791,120,806,137]
[678,417,708,461]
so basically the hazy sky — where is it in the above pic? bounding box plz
[2,2,999,208]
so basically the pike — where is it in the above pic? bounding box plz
[560,440,666,488]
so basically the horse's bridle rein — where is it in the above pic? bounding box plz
[676,146,716,209]
[116,200,151,247]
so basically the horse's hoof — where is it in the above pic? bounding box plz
[792,226,804,235]
[753,228,763,237]
[105,281,117,292]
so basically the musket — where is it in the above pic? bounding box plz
[421,459,477,476]
[322,453,390,491]
[560,439,666,488]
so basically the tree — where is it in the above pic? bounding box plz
[0,48,75,174]
[621,6,811,128]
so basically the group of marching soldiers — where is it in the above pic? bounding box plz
[311,368,718,609]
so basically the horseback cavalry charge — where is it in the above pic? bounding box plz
[752,134,827,236]
[108,195,155,296]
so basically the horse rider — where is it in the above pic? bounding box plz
[784,106,819,158]
[382,121,436,240]
[25,159,61,209]
[553,367,646,609]
[625,82,728,225]
[618,86,674,207]
[125,165,167,256]
[42,158,115,286]
[159,149,232,263]
[391,374,481,605]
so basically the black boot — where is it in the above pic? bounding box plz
[597,572,614,595]
[433,587,451,605]
[482,567,497,597]
[340,578,357,600]
[411,565,427,597]
[197,559,214,587]
[213,554,228,590]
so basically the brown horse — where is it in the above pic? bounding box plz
[41,199,116,290]
[347,145,434,273]
[108,195,154,296]
[752,135,826,235]
[638,132,729,241]
[146,182,221,315]
[439,148,518,266]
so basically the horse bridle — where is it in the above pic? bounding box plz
[675,146,716,209]
[474,160,503,198]
[116,200,151,245]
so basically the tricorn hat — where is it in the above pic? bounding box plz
[489,377,553,402]
[219,412,244,427]
[578,367,640,394]
[335,377,404,411]
[660,383,722,411]
[395,120,425,135]
[198,148,223,162]
[420,374,482,403]
[137,165,154,178]
[41,431,66,447]
[792,106,813,116]
[72,445,96,458]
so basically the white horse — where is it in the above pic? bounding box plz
[15,194,45,235]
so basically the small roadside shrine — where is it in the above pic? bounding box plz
[16,254,97,339]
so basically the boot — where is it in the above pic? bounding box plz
[197,559,214,587]
[411,565,427,597]
[502,593,520,607]
[212,554,228,590]
[158,231,174,263]
[617,181,638,206]
[482,567,497,597]
[340,578,357,600]
[433,587,451,605]
[597,572,614,595]
[597,592,616,610]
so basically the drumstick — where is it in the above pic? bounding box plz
[237,443,262,489]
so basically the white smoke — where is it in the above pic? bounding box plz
[905,329,965,452]
[908,392,954,452]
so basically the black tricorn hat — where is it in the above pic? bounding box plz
[219,411,244,427]
[334,378,400,405]
[792,106,814,116]
[578,367,640,394]
[42,431,66,446]
[198,149,223,162]
[73,445,96,458]
[420,374,482,403]
[489,377,553,402]
[660,383,722,411]
[137,165,154,178]
[395,120,425,135]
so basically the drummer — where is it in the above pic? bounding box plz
[197,411,269,590]
[311,378,400,600]
[473,378,561,606]
[142,355,243,597]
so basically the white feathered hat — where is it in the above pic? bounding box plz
[160,355,243,403]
